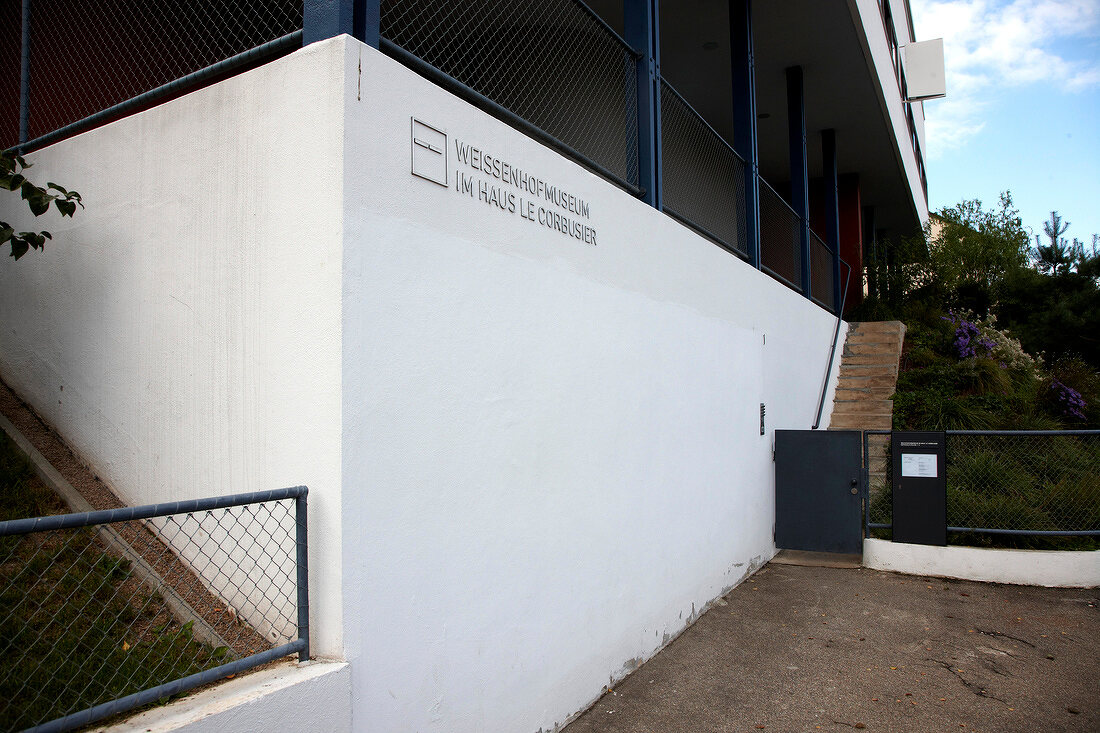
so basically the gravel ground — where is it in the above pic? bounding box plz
[566,563,1098,733]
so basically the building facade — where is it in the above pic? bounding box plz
[1,2,935,730]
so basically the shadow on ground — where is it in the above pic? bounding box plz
[566,563,1098,732]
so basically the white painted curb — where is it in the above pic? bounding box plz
[100,660,350,733]
[864,538,1100,588]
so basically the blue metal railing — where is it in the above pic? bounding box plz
[0,486,309,732]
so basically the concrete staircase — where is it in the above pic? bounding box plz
[829,321,905,495]
[829,321,906,431]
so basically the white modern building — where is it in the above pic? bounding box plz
[0,1,938,730]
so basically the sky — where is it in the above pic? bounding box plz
[910,0,1100,246]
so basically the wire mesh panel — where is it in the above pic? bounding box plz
[946,432,1100,541]
[865,432,893,531]
[380,0,639,188]
[758,179,802,288]
[809,231,835,311]
[0,496,302,730]
[659,79,747,256]
[0,0,20,149]
[22,0,302,143]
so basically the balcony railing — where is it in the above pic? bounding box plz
[3,0,846,315]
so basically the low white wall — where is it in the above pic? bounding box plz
[105,661,351,733]
[340,39,845,733]
[864,538,1100,588]
[0,41,348,657]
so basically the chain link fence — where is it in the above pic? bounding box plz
[758,179,802,290]
[0,487,308,731]
[3,0,303,150]
[380,0,639,189]
[864,431,1100,549]
[658,78,748,259]
[946,432,1100,545]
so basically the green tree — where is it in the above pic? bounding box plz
[926,192,1030,300]
[1034,211,1079,277]
[1,151,83,260]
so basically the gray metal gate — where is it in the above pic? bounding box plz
[774,430,863,554]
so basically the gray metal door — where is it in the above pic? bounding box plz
[774,430,863,554]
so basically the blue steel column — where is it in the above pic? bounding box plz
[786,66,811,298]
[730,0,760,268]
[304,0,377,47]
[822,128,842,313]
[19,0,30,145]
[626,0,662,209]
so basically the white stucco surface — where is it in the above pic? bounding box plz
[0,40,347,657]
[103,661,351,733]
[1,34,850,733]
[851,0,930,225]
[864,538,1100,588]
[340,39,845,732]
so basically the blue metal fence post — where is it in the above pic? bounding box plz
[730,0,760,268]
[625,0,662,209]
[786,66,811,298]
[822,128,842,313]
[295,488,310,662]
[19,0,30,145]
[304,0,376,47]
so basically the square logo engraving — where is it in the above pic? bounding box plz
[411,118,448,187]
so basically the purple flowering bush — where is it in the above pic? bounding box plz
[1051,379,1087,421]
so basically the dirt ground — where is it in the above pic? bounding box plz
[566,563,1098,733]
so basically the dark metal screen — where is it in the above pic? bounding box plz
[3,0,303,149]
[0,0,19,147]
[759,179,801,289]
[659,78,747,257]
[810,231,835,310]
[380,0,639,188]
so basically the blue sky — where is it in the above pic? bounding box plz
[911,0,1100,245]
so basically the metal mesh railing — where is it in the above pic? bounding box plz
[946,432,1100,538]
[758,179,802,289]
[659,78,747,257]
[865,431,1100,548]
[4,0,303,150]
[0,0,19,148]
[0,488,308,731]
[865,432,893,529]
[380,0,639,188]
[809,231,835,310]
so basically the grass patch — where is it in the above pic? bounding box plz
[0,432,233,730]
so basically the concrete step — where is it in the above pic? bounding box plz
[849,320,906,337]
[833,399,893,415]
[841,353,902,366]
[839,365,898,379]
[835,388,896,402]
[836,374,899,391]
[843,341,903,356]
[829,413,892,430]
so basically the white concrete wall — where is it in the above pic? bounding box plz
[0,41,347,657]
[106,661,351,733]
[864,538,1100,588]
[340,39,844,733]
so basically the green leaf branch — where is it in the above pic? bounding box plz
[1,151,83,260]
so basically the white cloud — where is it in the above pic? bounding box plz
[911,0,1100,157]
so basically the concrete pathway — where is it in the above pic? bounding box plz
[566,563,1098,733]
